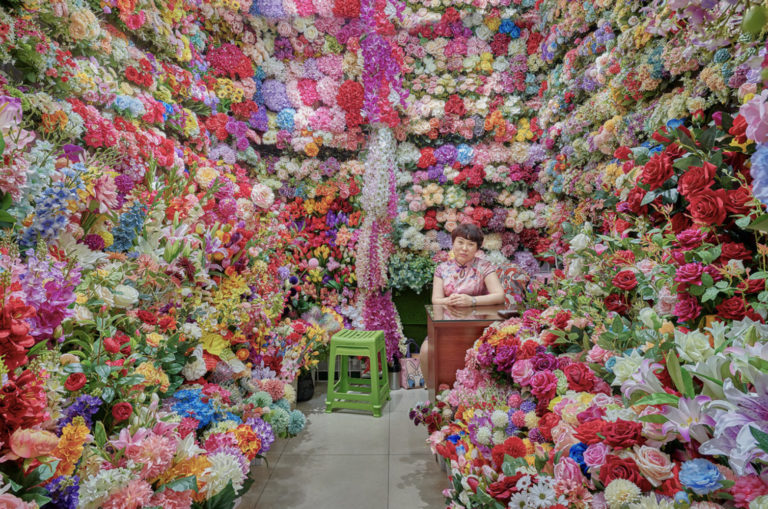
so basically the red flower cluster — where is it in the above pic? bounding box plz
[0,370,49,444]
[207,43,254,80]
[333,0,360,17]
[0,296,36,371]
[125,65,153,88]
[337,81,365,127]
[454,164,485,188]
[444,94,466,116]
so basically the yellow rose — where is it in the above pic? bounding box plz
[69,9,98,41]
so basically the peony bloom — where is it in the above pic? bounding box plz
[740,90,768,144]
[9,428,59,458]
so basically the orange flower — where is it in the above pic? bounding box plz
[52,417,90,476]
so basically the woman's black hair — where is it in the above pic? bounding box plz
[451,223,484,246]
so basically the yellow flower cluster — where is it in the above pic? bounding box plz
[214,78,244,102]
[515,118,535,143]
[155,455,212,490]
[52,417,90,477]
[135,361,170,392]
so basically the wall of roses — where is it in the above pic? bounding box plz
[400,1,768,508]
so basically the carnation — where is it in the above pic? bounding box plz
[201,451,247,497]
[604,479,641,509]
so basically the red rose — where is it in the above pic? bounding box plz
[492,436,526,467]
[417,147,436,169]
[112,402,133,422]
[677,162,716,198]
[729,114,748,144]
[574,420,605,445]
[669,213,692,234]
[599,455,652,491]
[103,336,121,354]
[720,242,752,261]
[612,250,636,265]
[739,278,765,294]
[687,189,728,226]
[529,371,558,401]
[445,94,466,116]
[716,296,747,320]
[64,373,87,392]
[604,293,630,314]
[602,418,645,448]
[487,473,523,503]
[624,187,649,215]
[612,270,638,291]
[614,146,632,160]
[552,311,571,329]
[726,187,754,215]
[641,153,674,190]
[563,363,596,392]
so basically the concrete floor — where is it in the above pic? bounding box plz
[236,383,449,509]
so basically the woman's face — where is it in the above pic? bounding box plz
[452,236,478,265]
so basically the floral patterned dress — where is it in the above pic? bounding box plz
[435,256,496,297]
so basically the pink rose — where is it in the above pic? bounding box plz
[510,359,533,385]
[551,422,578,453]
[655,285,677,316]
[629,445,674,487]
[739,90,768,143]
[582,442,609,468]
[587,344,613,363]
[555,456,585,484]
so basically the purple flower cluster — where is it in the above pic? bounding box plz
[44,475,79,509]
[247,416,276,453]
[58,395,102,430]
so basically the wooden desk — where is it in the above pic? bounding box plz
[426,304,508,400]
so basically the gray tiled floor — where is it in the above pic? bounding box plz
[236,383,449,509]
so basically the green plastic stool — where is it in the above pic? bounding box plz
[325,329,390,417]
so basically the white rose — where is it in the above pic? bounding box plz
[638,307,660,329]
[251,183,275,209]
[94,285,114,307]
[611,350,644,385]
[73,305,94,322]
[674,329,713,363]
[112,284,139,308]
[586,282,606,297]
[567,258,584,278]
[570,233,590,251]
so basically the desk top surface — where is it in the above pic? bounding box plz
[425,304,514,322]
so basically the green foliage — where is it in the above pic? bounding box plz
[388,251,436,293]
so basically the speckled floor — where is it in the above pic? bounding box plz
[236,383,449,509]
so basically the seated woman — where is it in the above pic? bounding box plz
[419,223,505,382]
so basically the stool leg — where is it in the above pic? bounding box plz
[369,345,382,417]
[339,354,349,393]
[379,344,390,401]
[325,350,337,413]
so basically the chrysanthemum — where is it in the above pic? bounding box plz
[604,479,641,509]
[200,451,246,497]
[628,495,675,509]
[125,432,176,480]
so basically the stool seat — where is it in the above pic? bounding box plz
[325,329,390,417]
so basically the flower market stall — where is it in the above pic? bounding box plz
[2,0,768,506]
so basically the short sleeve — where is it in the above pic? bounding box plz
[478,259,496,279]
[434,261,448,280]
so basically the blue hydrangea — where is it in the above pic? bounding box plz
[276,108,296,131]
[679,459,724,495]
[287,409,306,436]
[751,143,768,205]
[499,20,520,38]
[666,118,684,130]
[456,144,474,165]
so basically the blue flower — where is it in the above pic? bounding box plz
[751,144,768,205]
[666,118,684,130]
[674,491,690,504]
[679,459,724,495]
[288,409,306,435]
[276,108,296,131]
[605,356,617,373]
[45,475,79,509]
[568,442,590,475]
[456,144,474,165]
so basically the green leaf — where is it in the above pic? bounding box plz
[702,287,720,303]
[162,475,198,493]
[26,340,49,359]
[0,191,11,210]
[701,273,714,287]
[748,214,768,233]
[612,316,624,334]
[691,371,725,387]
[680,366,695,399]
[635,392,680,406]
[698,128,716,150]
[639,413,669,424]
[100,386,115,404]
[666,351,687,396]
[688,284,705,296]
[95,364,112,382]
[94,421,107,448]
[0,210,15,224]
[0,130,5,155]
[640,190,658,206]
[751,427,768,456]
